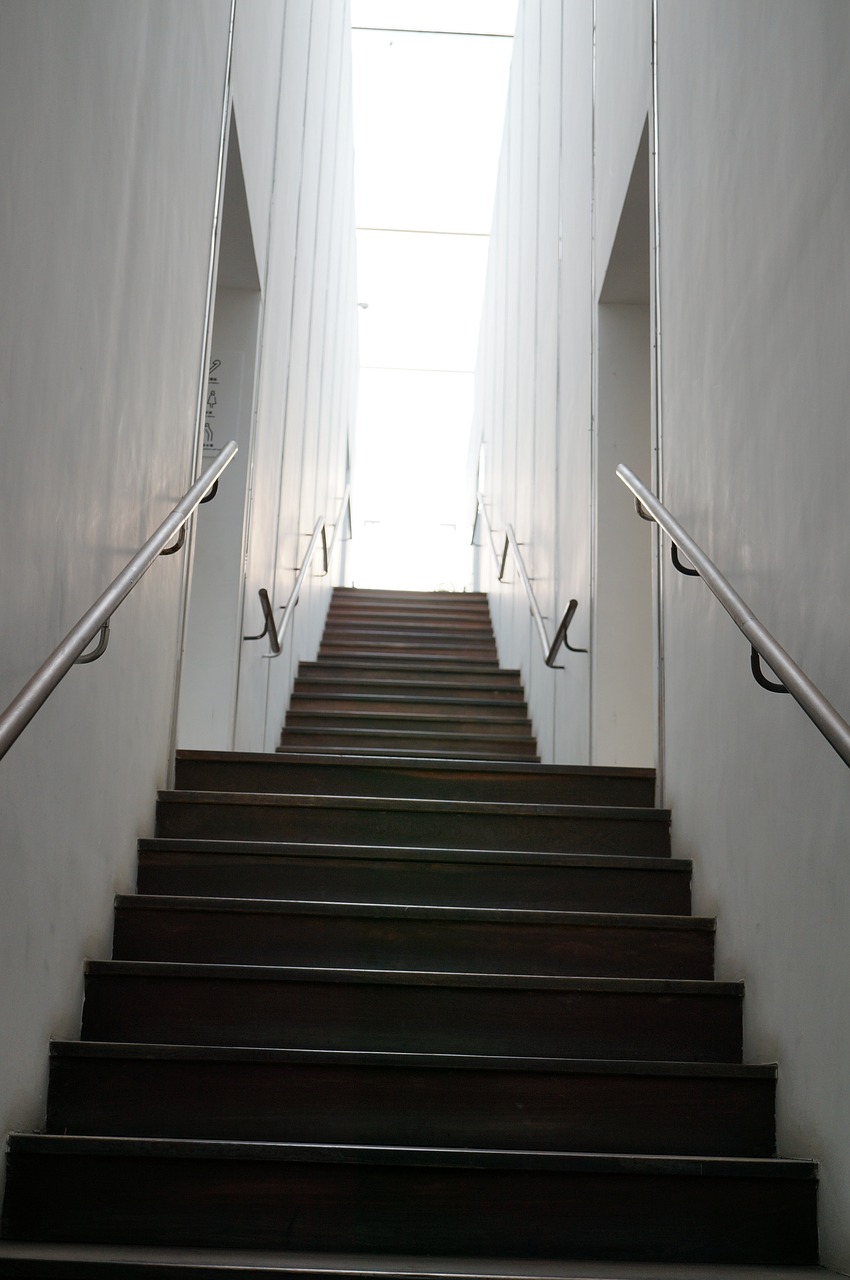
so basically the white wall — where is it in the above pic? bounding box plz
[657,3,850,1267]
[473,0,850,1268]
[0,0,357,1202]
[242,0,358,753]
[184,0,358,754]
[472,0,595,760]
[0,0,232,1192]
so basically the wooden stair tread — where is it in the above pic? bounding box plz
[158,791,667,823]
[6,1134,816,1180]
[50,1040,773,1078]
[0,587,819,1268]
[289,701,527,711]
[138,836,687,871]
[115,894,711,930]
[0,1244,832,1278]
[295,665,524,683]
[175,750,654,780]
[275,745,542,762]
[111,896,714,977]
[284,715,535,731]
[85,960,740,995]
[174,752,655,806]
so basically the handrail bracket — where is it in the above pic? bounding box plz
[751,647,789,695]
[246,482,351,659]
[474,493,588,669]
[75,619,111,665]
[671,542,699,577]
[617,462,850,768]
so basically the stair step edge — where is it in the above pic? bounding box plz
[4,1134,816,1178]
[84,960,741,995]
[115,895,712,931]
[137,837,689,871]
[157,792,670,824]
[174,750,655,780]
[48,1040,776,1077]
[0,1244,830,1279]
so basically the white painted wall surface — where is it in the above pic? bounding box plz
[593,0,651,278]
[473,0,595,765]
[552,0,593,764]
[0,0,358,1205]
[657,3,850,1267]
[0,0,231,1194]
[250,0,358,753]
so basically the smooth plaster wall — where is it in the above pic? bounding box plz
[657,3,850,1267]
[0,0,231,1193]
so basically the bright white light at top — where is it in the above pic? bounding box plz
[352,28,512,234]
[349,1,516,590]
[357,231,490,372]
[350,1,517,37]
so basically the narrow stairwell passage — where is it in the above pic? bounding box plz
[279,590,539,760]
[0,590,819,1274]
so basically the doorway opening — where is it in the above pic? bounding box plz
[177,114,261,749]
[593,121,653,766]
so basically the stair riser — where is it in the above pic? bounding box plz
[318,646,500,663]
[285,713,535,737]
[297,662,522,686]
[327,599,490,609]
[2,1151,816,1262]
[332,589,488,599]
[46,1056,775,1155]
[277,731,539,757]
[323,619,494,635]
[294,679,526,702]
[320,632,498,646]
[326,601,490,614]
[173,758,656,806]
[318,636,498,652]
[277,743,542,762]
[288,697,530,718]
[137,850,691,913]
[81,973,742,1060]
[111,907,713,980]
[321,624,496,638]
[155,801,669,857]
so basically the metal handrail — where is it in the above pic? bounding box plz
[0,441,239,763]
[246,482,351,659]
[473,493,587,669]
[617,463,850,770]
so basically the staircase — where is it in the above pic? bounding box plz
[0,589,819,1274]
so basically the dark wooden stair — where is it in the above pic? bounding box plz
[0,588,819,1272]
[280,592,534,759]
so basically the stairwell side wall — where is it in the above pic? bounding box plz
[0,0,233,1200]
[0,0,357,1201]
[657,4,850,1270]
[230,0,358,752]
[472,0,595,764]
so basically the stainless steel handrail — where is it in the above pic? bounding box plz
[473,493,587,668]
[246,481,351,659]
[0,441,239,763]
[617,463,850,769]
